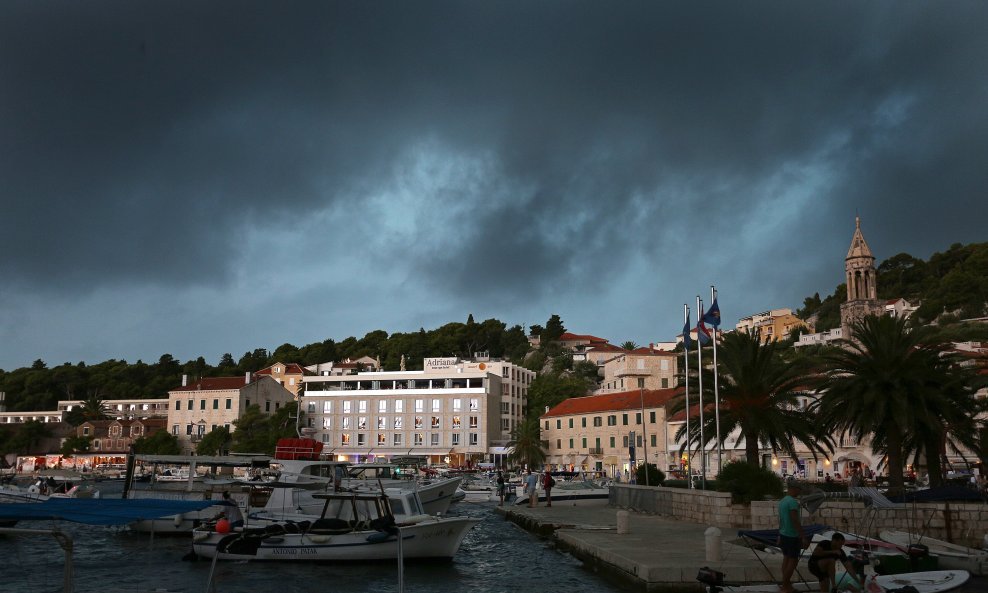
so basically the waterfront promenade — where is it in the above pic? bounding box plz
[497,504,800,591]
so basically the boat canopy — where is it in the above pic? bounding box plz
[0,498,218,525]
[737,523,831,546]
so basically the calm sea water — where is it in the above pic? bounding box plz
[0,485,626,593]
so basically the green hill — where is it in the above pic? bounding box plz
[798,242,988,331]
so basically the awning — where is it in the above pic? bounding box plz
[0,498,218,526]
[836,453,870,464]
[603,456,619,465]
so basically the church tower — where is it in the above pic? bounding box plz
[840,217,884,339]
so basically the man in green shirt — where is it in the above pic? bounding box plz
[778,481,808,593]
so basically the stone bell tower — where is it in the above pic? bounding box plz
[840,217,884,340]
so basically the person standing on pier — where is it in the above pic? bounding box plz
[777,481,808,593]
[541,470,554,507]
[525,469,538,508]
[496,470,506,506]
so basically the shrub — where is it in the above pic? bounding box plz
[716,460,784,503]
[634,463,666,486]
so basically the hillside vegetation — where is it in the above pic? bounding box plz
[798,242,988,331]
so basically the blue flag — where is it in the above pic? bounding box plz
[702,298,721,328]
[682,321,693,350]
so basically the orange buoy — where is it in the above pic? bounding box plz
[216,518,231,534]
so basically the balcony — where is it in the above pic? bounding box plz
[613,367,649,378]
[589,447,604,456]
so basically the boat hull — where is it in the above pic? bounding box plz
[192,516,479,561]
[879,530,988,576]
[714,570,969,593]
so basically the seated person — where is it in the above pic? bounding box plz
[808,534,860,593]
[218,491,244,528]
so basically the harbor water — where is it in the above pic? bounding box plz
[0,486,626,593]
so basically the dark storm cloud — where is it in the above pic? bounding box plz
[1,2,985,303]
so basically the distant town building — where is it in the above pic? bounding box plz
[596,349,679,394]
[305,356,381,376]
[254,362,309,396]
[77,418,167,455]
[735,308,812,343]
[59,398,170,419]
[795,327,843,348]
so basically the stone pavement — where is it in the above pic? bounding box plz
[496,503,807,591]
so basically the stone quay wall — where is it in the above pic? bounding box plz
[611,484,988,547]
[609,484,750,529]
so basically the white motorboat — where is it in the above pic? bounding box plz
[513,476,610,506]
[457,476,496,502]
[125,453,271,533]
[264,439,462,516]
[879,530,988,575]
[193,488,479,561]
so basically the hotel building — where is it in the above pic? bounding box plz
[301,356,534,465]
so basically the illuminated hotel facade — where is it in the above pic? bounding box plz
[301,356,534,465]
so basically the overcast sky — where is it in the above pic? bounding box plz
[1,2,985,371]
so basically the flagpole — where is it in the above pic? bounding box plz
[711,286,722,477]
[696,295,706,490]
[683,303,691,488]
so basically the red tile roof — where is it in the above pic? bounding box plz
[137,418,167,428]
[255,362,309,376]
[586,343,627,353]
[172,376,249,392]
[559,332,609,343]
[541,388,682,418]
[630,347,679,357]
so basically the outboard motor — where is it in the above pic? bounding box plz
[850,549,870,582]
[907,543,930,570]
[696,567,726,593]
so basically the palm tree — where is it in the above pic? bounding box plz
[621,341,639,351]
[673,330,831,467]
[875,342,981,488]
[507,416,546,470]
[80,392,109,421]
[814,315,978,493]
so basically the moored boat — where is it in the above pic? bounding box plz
[698,568,969,593]
[192,489,479,561]
[879,530,988,575]
[513,475,610,506]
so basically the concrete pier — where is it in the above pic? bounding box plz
[496,504,806,591]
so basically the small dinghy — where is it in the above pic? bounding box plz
[879,530,988,575]
[697,568,969,593]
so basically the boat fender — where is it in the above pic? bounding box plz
[174,513,185,528]
[192,530,210,542]
[307,535,330,544]
[366,531,392,544]
[398,514,432,526]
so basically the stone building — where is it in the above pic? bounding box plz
[167,373,297,454]
[840,216,884,339]
[541,388,680,478]
[596,348,679,393]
